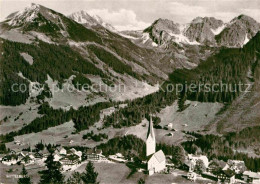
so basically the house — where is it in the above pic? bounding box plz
[1,154,18,165]
[167,123,173,129]
[40,149,49,158]
[146,116,166,175]
[86,148,103,161]
[60,154,80,166]
[34,152,44,160]
[217,169,236,184]
[242,171,260,184]
[21,155,33,165]
[208,160,226,173]
[188,154,209,169]
[223,160,246,174]
[68,148,82,160]
[17,151,27,161]
[53,152,62,161]
[57,147,67,155]
[108,154,127,163]
[115,153,123,158]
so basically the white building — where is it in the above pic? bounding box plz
[59,148,67,155]
[146,116,166,175]
[242,171,260,184]
[188,154,209,167]
[223,159,246,174]
[167,123,173,129]
[147,150,166,175]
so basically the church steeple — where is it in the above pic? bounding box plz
[146,115,156,157]
[147,116,155,139]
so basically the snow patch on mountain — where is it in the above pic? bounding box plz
[142,33,150,43]
[211,25,225,35]
[69,10,117,32]
[7,3,39,26]
[119,33,138,40]
[169,32,200,45]
[243,34,250,45]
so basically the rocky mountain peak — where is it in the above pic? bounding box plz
[231,14,257,24]
[144,18,180,34]
[6,3,41,26]
[184,16,224,44]
[69,11,116,32]
[216,15,260,47]
[191,17,223,26]
[143,18,180,45]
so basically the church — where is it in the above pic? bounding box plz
[146,116,166,175]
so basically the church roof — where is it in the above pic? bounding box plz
[153,150,165,163]
[146,116,155,139]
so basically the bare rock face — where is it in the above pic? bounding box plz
[184,17,224,45]
[216,15,260,47]
[144,18,180,45]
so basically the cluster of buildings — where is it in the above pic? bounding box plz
[184,154,260,183]
[145,117,260,183]
[1,117,259,184]
[0,147,83,169]
[1,149,47,166]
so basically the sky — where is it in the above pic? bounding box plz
[0,0,260,31]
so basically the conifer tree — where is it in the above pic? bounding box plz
[18,165,32,184]
[81,161,99,184]
[39,151,64,184]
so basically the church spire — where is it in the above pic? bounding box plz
[147,115,155,139]
[146,115,156,156]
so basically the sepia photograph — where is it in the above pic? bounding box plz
[0,0,260,183]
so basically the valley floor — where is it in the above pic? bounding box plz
[0,162,213,184]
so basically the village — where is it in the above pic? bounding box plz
[0,117,260,184]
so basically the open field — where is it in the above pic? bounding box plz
[158,100,223,132]
[69,162,213,184]
[5,101,223,151]
[207,85,260,134]
[0,102,40,135]
[0,162,44,184]
[0,161,214,184]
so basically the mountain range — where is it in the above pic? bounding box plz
[0,3,260,148]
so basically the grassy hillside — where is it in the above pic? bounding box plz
[0,38,106,105]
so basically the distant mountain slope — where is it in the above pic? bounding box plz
[0,4,202,106]
[123,15,260,48]
[2,3,102,43]
[69,10,117,32]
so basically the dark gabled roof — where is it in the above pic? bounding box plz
[222,169,236,177]
[86,148,102,155]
